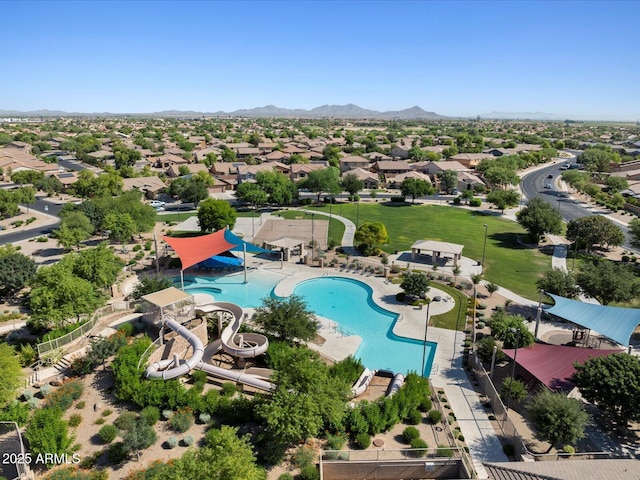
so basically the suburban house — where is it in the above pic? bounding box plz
[236,147,261,160]
[211,162,245,176]
[155,153,189,169]
[390,144,411,159]
[0,147,59,174]
[414,160,467,176]
[448,153,493,169]
[166,163,210,178]
[257,142,277,153]
[86,149,115,163]
[457,171,486,191]
[289,162,328,182]
[121,176,166,199]
[339,155,370,173]
[372,160,411,175]
[48,171,79,189]
[388,170,432,189]
[264,150,288,162]
[344,167,380,190]
[237,161,289,183]
[192,146,222,163]
[366,152,392,162]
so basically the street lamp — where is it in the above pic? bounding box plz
[421,296,441,378]
[356,200,360,229]
[311,213,315,260]
[504,327,521,423]
[481,224,488,274]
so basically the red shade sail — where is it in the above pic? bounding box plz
[162,230,239,270]
[502,343,621,391]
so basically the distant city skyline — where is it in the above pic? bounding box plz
[2,1,639,121]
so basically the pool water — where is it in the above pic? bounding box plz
[177,270,283,308]
[292,277,436,376]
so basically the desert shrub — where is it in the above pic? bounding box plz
[40,384,51,397]
[277,474,294,480]
[162,410,174,420]
[191,369,207,385]
[140,406,160,426]
[79,449,104,469]
[562,445,575,454]
[428,410,442,424]
[99,424,118,444]
[402,426,420,443]
[68,414,82,428]
[68,357,94,377]
[329,356,365,385]
[221,382,237,397]
[114,412,137,432]
[75,401,85,410]
[294,444,316,469]
[476,337,505,363]
[325,432,347,450]
[22,390,33,401]
[469,198,482,207]
[166,436,178,449]
[299,464,320,480]
[101,408,113,417]
[169,408,193,433]
[419,396,432,412]
[436,445,453,457]
[182,434,194,446]
[116,322,134,337]
[94,418,105,425]
[410,438,428,455]
[354,432,371,450]
[107,442,128,464]
[406,409,422,425]
[44,380,84,412]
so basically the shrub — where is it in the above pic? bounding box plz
[469,198,482,207]
[107,442,128,464]
[22,390,33,401]
[94,418,105,425]
[419,397,432,412]
[162,410,174,420]
[133,244,142,252]
[436,445,453,457]
[191,369,207,385]
[354,432,371,450]
[44,380,84,412]
[114,412,137,432]
[410,438,428,455]
[402,426,420,443]
[166,436,178,449]
[198,412,211,424]
[99,424,118,444]
[101,408,113,417]
[68,414,82,428]
[182,435,194,446]
[40,384,51,397]
[140,406,160,426]
[452,197,461,205]
[406,410,422,425]
[562,445,575,454]
[325,432,347,450]
[221,382,236,397]
[428,410,442,424]
[294,444,316,469]
[278,474,294,480]
[169,408,193,433]
[299,464,320,480]
[116,322,134,337]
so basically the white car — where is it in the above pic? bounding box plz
[148,200,165,208]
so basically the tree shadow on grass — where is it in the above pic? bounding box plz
[489,232,536,251]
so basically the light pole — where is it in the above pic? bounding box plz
[311,213,315,261]
[356,200,360,229]
[504,327,521,423]
[421,296,440,378]
[481,224,488,274]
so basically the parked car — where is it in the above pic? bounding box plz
[148,200,165,208]
[560,164,570,170]
[154,206,165,212]
[544,182,552,189]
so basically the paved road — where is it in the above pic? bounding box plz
[0,197,62,244]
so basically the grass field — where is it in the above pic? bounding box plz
[429,282,471,331]
[310,202,550,300]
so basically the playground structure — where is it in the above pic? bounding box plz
[141,288,274,392]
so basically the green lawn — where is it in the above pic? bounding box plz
[277,208,346,246]
[156,212,195,224]
[310,203,550,300]
[429,282,471,331]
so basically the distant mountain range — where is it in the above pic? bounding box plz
[0,104,446,119]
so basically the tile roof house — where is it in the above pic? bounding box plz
[156,153,189,168]
[237,161,289,182]
[372,160,411,175]
[193,147,222,163]
[339,155,370,173]
[166,163,210,178]
[122,176,166,198]
[457,171,486,191]
[448,153,493,169]
[264,150,288,162]
[344,168,380,190]
[289,163,328,181]
[0,148,59,174]
[414,160,468,175]
[211,162,246,175]
[388,170,432,188]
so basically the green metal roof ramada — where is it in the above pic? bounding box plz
[545,293,640,347]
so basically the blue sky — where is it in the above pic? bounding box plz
[2,1,638,120]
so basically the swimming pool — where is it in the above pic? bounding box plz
[177,270,283,308]
[292,277,436,377]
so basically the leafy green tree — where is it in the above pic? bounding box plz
[197,198,237,232]
[439,170,458,194]
[527,389,589,451]
[253,295,319,343]
[400,271,430,299]
[235,182,268,209]
[25,407,74,464]
[55,211,94,249]
[122,417,157,462]
[576,259,640,305]
[0,344,22,406]
[299,168,341,202]
[579,147,619,173]
[132,275,173,300]
[516,197,563,244]
[489,311,534,348]
[91,170,124,197]
[536,269,580,298]
[103,212,137,242]
[67,243,124,289]
[606,176,628,192]
[487,189,520,213]
[254,170,297,205]
[354,221,389,256]
[341,173,364,197]
[28,262,103,329]
[484,166,520,189]
[11,170,44,185]
[566,215,624,252]
[401,178,433,203]
[0,252,36,297]
[178,177,209,207]
[572,353,640,427]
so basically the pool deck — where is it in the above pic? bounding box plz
[256,260,508,474]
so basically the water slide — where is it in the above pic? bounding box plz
[145,304,274,391]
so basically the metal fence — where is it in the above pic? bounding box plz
[321,447,464,462]
[36,301,136,356]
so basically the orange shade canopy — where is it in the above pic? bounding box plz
[162,230,239,270]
